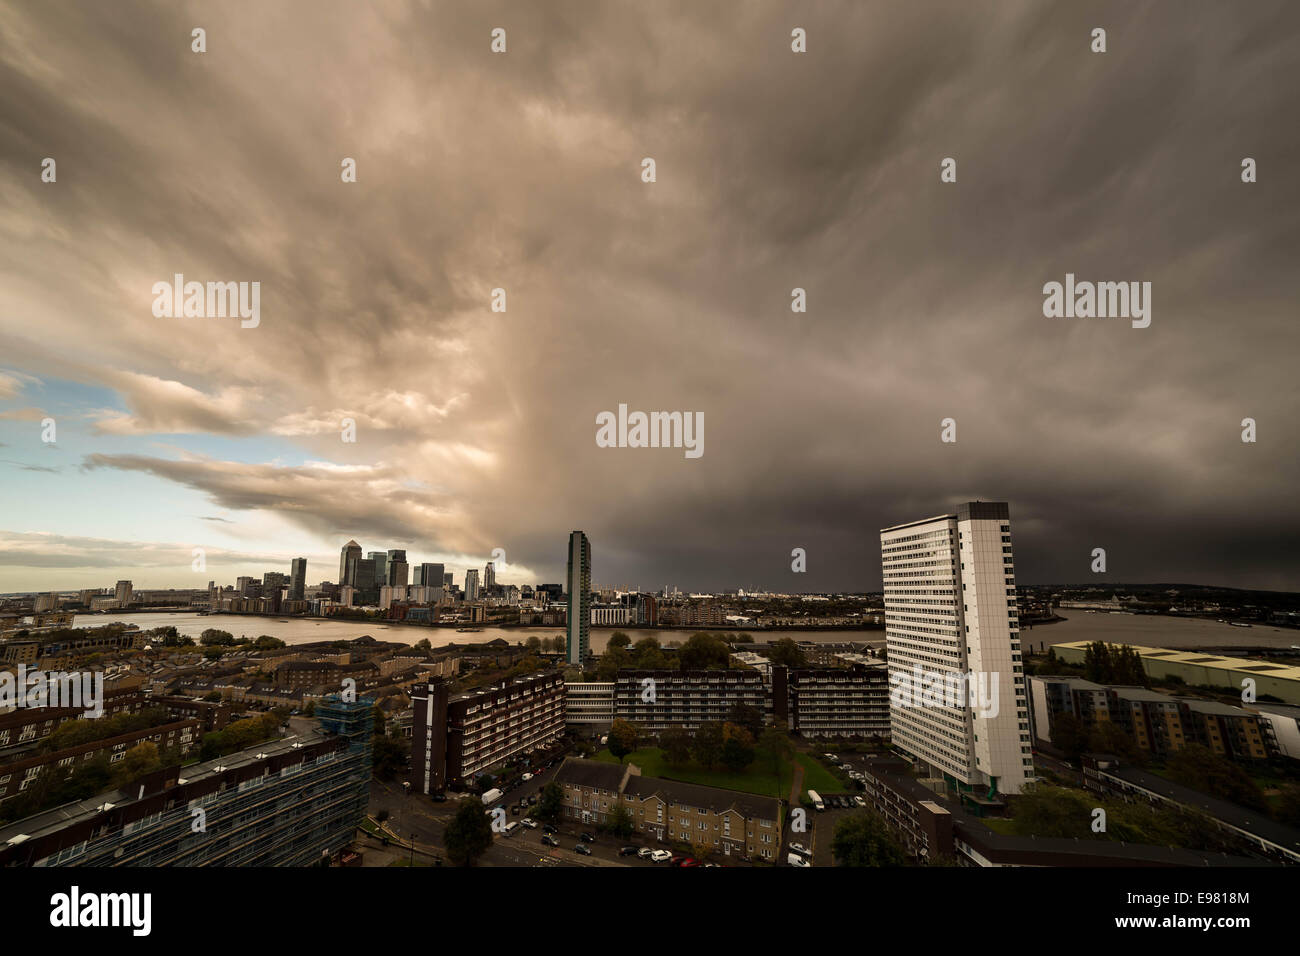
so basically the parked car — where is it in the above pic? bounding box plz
[528,795,538,805]
[637,847,654,859]
[543,824,557,834]
[520,818,538,829]
[430,792,447,802]
[541,834,560,847]
[521,772,534,782]
[650,849,672,862]
[823,753,840,763]
[787,853,811,868]
[619,846,640,856]
[788,843,811,858]
[852,795,866,807]
[580,832,596,843]
[574,843,592,856]
[670,855,694,867]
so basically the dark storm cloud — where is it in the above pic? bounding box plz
[1,0,1297,591]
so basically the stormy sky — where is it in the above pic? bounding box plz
[1,0,1298,594]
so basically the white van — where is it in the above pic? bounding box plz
[503,821,521,838]
[807,790,825,812]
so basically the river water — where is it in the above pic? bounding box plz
[71,610,1298,653]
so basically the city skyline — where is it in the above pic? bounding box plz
[3,1,1299,596]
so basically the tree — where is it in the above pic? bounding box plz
[660,727,693,766]
[372,735,410,780]
[608,719,639,763]
[1050,712,1088,763]
[1166,743,1267,811]
[1086,719,1142,764]
[759,728,794,799]
[595,645,628,680]
[831,811,906,866]
[631,636,668,669]
[253,634,286,650]
[199,628,235,646]
[607,802,635,839]
[726,703,764,740]
[444,797,495,867]
[525,635,542,652]
[766,638,806,668]
[679,633,731,670]
[691,721,725,769]
[607,632,632,651]
[721,731,755,773]
[535,782,565,822]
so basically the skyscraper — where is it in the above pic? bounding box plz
[464,568,480,602]
[566,531,591,666]
[880,501,1031,796]
[338,540,361,586]
[415,562,444,588]
[387,549,408,588]
[367,551,389,585]
[484,561,497,589]
[289,557,307,601]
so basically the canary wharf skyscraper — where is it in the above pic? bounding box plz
[338,540,361,586]
[566,531,591,666]
[880,501,1032,796]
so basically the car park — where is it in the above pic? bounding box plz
[787,853,811,867]
[574,843,592,856]
[650,850,672,862]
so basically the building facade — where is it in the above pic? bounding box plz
[881,501,1032,796]
[410,673,566,793]
[566,531,591,666]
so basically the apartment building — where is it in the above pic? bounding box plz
[0,698,372,866]
[612,669,770,733]
[410,673,565,793]
[1030,676,1273,762]
[554,757,780,860]
[881,501,1032,796]
[774,662,891,738]
[565,682,615,730]
[0,720,201,805]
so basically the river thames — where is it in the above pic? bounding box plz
[71,610,1299,653]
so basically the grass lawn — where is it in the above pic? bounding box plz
[793,753,843,795]
[594,747,795,799]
